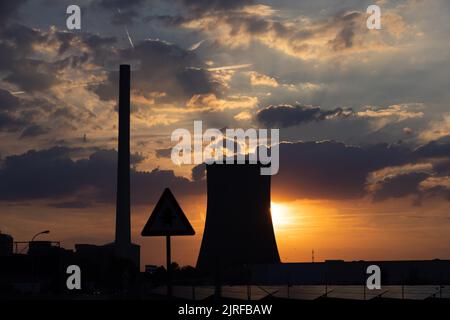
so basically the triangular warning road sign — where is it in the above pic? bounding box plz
[141,188,195,236]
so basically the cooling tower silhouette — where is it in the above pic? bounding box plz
[196,163,280,271]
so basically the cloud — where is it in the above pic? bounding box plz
[419,115,450,142]
[415,135,450,158]
[155,2,410,61]
[0,1,27,26]
[328,11,362,51]
[4,59,58,92]
[188,139,416,201]
[0,89,29,132]
[186,93,258,111]
[2,136,450,208]
[99,0,144,9]
[176,0,253,15]
[371,172,429,203]
[247,71,279,87]
[97,0,145,25]
[0,89,21,111]
[0,112,28,132]
[364,136,450,203]
[189,136,450,203]
[20,124,48,139]
[95,39,220,102]
[256,104,352,128]
[271,140,415,200]
[234,111,252,121]
[356,104,424,121]
[0,147,204,206]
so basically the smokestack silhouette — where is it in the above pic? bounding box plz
[115,65,131,258]
[196,163,280,271]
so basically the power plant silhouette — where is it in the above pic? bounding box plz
[196,162,280,271]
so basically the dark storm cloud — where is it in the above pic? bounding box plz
[0,112,28,132]
[414,136,450,158]
[0,147,204,206]
[190,140,416,200]
[55,32,117,63]
[1,24,46,58]
[0,0,27,26]
[111,10,139,25]
[372,172,429,202]
[20,125,49,139]
[4,59,58,92]
[187,137,449,203]
[177,0,253,14]
[273,139,449,202]
[97,0,145,25]
[0,24,46,75]
[0,89,29,132]
[99,0,144,9]
[272,141,414,200]
[0,89,21,111]
[95,39,219,102]
[329,11,361,51]
[0,22,117,93]
[433,159,450,175]
[256,104,353,128]
[0,22,120,135]
[2,137,449,207]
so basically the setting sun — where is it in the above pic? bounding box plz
[270,202,292,227]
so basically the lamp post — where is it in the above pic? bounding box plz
[31,230,50,242]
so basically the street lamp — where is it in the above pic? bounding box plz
[31,230,50,242]
[18,230,50,254]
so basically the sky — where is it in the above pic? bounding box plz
[0,0,449,269]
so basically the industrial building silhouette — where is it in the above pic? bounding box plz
[197,162,280,271]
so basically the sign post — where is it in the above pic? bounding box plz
[166,235,172,297]
[141,188,195,298]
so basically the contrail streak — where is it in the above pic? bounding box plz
[125,26,134,49]
[206,64,252,71]
[117,8,134,49]
[188,40,204,51]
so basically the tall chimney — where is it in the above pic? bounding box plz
[115,65,131,257]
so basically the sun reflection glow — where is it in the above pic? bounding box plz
[270,202,293,228]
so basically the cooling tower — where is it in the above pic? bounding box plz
[196,163,280,271]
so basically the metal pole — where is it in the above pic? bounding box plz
[166,235,172,298]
